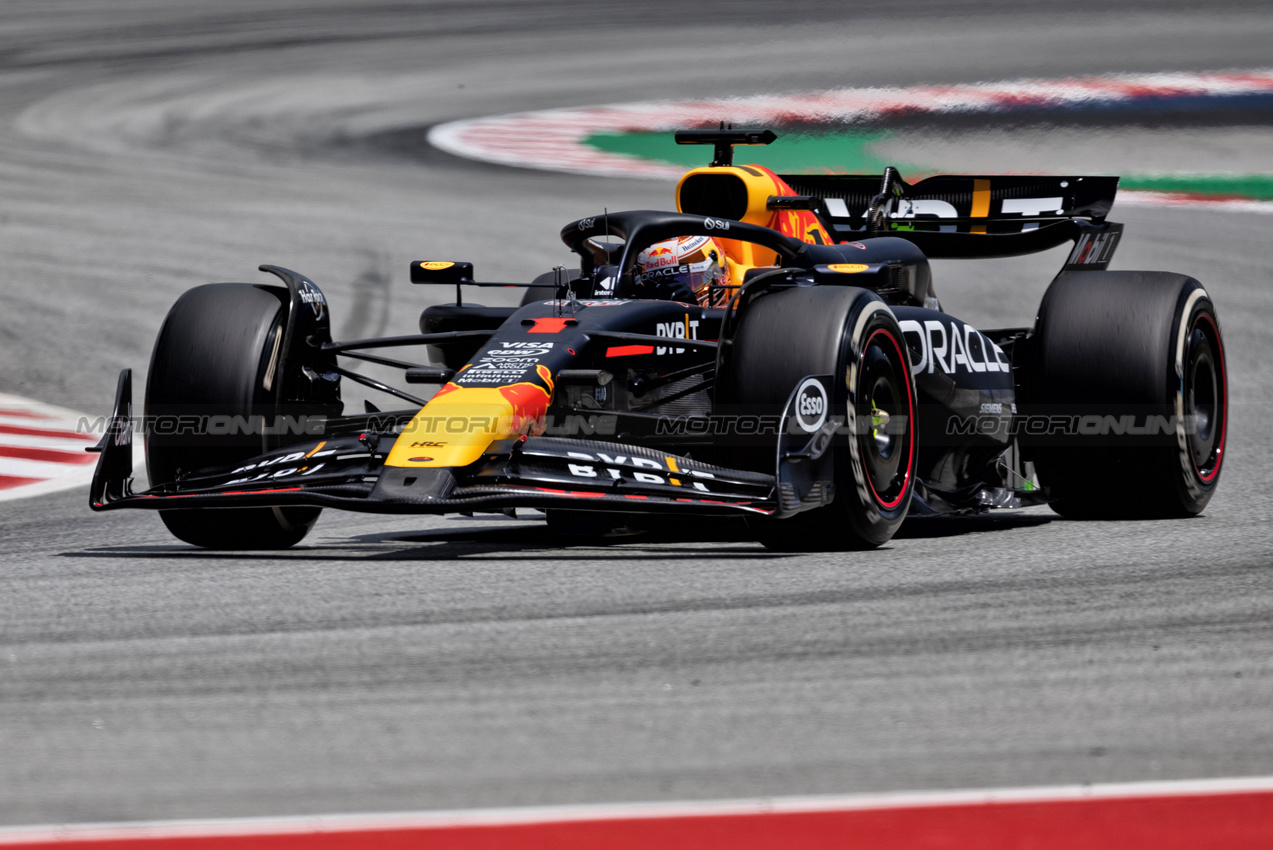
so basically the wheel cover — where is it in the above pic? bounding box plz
[857,328,914,509]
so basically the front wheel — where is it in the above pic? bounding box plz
[145,283,321,549]
[717,285,917,551]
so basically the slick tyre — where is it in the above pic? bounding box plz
[145,283,320,549]
[1025,271,1227,519]
[718,286,917,551]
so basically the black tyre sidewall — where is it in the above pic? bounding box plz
[719,286,916,549]
[145,283,319,548]
[1026,271,1227,519]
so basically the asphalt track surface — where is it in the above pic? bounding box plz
[1,0,1271,827]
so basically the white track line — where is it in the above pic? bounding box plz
[1,775,1271,843]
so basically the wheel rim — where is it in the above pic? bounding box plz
[1186,312,1226,482]
[857,328,914,509]
[871,386,895,459]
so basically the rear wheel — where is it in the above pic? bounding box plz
[718,286,916,550]
[1025,271,1227,519]
[145,283,321,548]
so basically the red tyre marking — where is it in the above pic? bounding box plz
[1194,312,1225,483]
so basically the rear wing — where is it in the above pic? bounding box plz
[780,171,1122,268]
[673,128,1121,268]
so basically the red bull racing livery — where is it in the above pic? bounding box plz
[89,128,1227,550]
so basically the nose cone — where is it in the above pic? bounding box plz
[384,370,555,469]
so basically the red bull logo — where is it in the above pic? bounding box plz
[642,244,681,270]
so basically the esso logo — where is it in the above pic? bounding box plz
[795,378,828,433]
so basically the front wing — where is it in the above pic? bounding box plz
[89,371,786,518]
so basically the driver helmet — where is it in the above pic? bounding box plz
[633,236,734,306]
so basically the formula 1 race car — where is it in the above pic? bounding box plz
[89,128,1227,550]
